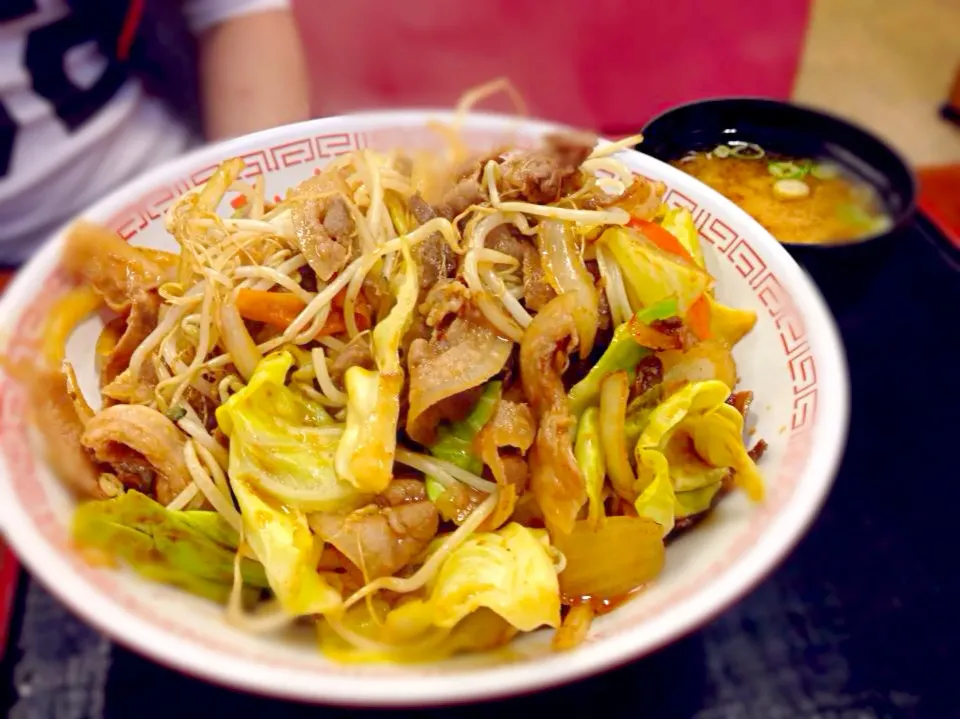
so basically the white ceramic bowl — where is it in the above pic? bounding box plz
[0,111,848,706]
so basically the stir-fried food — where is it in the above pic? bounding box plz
[14,113,766,662]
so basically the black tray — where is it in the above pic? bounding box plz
[3,218,958,719]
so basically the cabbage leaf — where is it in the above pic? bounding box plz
[402,522,561,632]
[336,242,419,493]
[215,351,365,512]
[599,226,712,312]
[574,406,606,526]
[231,476,343,616]
[72,490,268,603]
[316,523,560,662]
[633,380,764,533]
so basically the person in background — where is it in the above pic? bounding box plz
[0,2,308,714]
[0,0,310,266]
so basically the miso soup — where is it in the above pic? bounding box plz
[673,143,892,245]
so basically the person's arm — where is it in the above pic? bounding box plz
[185,1,310,140]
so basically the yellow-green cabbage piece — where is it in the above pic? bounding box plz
[230,476,343,616]
[336,242,419,493]
[633,380,763,534]
[72,490,268,603]
[574,406,606,525]
[316,523,560,662]
[599,226,712,312]
[215,351,365,512]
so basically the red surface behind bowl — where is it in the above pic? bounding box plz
[0,538,18,659]
[292,0,810,133]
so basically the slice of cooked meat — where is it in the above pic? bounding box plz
[419,279,470,328]
[437,176,485,220]
[292,197,352,281]
[499,131,595,204]
[408,193,437,226]
[406,307,512,445]
[485,225,528,263]
[405,193,457,290]
[414,234,457,290]
[61,221,168,313]
[631,356,664,400]
[329,334,374,385]
[322,196,354,237]
[81,404,190,505]
[310,479,439,579]
[519,293,587,535]
[483,225,555,311]
[521,248,556,311]
[100,290,160,387]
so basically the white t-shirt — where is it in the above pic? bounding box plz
[0,0,289,264]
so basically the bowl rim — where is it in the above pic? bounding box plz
[640,96,918,249]
[0,110,850,706]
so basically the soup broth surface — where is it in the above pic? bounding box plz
[673,145,891,244]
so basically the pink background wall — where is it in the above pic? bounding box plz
[293,0,811,133]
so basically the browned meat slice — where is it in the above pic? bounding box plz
[329,334,374,385]
[483,225,555,311]
[406,307,512,445]
[61,221,168,313]
[3,358,106,498]
[418,279,470,328]
[100,291,160,387]
[521,248,556,311]
[310,479,439,579]
[100,358,158,407]
[452,147,507,183]
[429,448,519,532]
[292,196,355,281]
[437,177,485,219]
[414,234,457,290]
[519,293,586,535]
[599,177,662,220]
[499,132,595,204]
[631,356,664,400]
[81,404,190,505]
[404,193,456,289]
[650,315,697,350]
[498,453,530,494]
[408,193,437,225]
[547,131,598,167]
[479,399,537,456]
[485,225,528,262]
[323,196,354,237]
[477,397,536,499]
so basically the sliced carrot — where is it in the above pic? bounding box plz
[686,293,712,340]
[230,194,248,210]
[234,288,305,327]
[628,217,695,264]
[234,288,370,337]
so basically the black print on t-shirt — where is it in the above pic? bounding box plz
[0,0,38,22]
[0,3,126,176]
